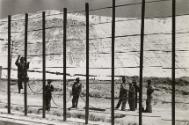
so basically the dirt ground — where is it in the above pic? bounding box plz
[0,79,189,125]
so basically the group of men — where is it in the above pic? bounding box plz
[15,55,82,111]
[15,55,153,112]
[116,76,154,113]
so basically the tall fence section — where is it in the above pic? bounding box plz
[1,0,188,125]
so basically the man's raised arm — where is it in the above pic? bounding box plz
[15,55,20,66]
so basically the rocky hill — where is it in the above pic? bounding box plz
[0,10,189,79]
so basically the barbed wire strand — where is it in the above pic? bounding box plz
[0,0,178,23]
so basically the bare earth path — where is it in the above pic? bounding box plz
[0,90,189,125]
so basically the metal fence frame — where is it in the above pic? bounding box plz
[6,0,177,124]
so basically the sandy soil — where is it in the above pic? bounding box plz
[0,79,189,125]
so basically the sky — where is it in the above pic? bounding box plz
[0,0,189,19]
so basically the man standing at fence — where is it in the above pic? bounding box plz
[72,77,82,108]
[133,80,139,109]
[128,82,136,111]
[145,80,154,113]
[44,80,54,111]
[15,55,29,93]
[115,76,128,111]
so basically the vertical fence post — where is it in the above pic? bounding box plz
[24,13,28,116]
[63,8,67,121]
[172,0,176,124]
[85,2,89,124]
[111,0,115,124]
[139,0,145,125]
[7,15,11,114]
[42,11,46,118]
[0,66,2,82]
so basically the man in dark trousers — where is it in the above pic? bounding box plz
[133,80,139,109]
[116,76,128,111]
[145,80,154,113]
[72,77,82,108]
[44,80,54,111]
[128,82,136,111]
[15,55,29,93]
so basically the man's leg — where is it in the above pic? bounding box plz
[130,99,135,111]
[116,98,122,109]
[44,97,48,110]
[121,98,127,111]
[75,95,79,108]
[18,79,22,93]
[135,93,137,109]
[20,77,23,89]
[72,96,74,108]
[147,98,152,113]
[128,99,130,110]
[48,98,51,111]
[145,98,151,112]
[133,97,136,111]
[72,95,76,108]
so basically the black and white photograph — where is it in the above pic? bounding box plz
[0,0,189,125]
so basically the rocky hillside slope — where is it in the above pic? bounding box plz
[0,10,189,79]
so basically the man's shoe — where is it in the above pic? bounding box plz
[71,106,75,108]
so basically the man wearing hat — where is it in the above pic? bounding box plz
[44,80,54,111]
[15,55,30,93]
[116,76,129,111]
[72,77,82,108]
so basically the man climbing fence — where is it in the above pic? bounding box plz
[15,55,29,93]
